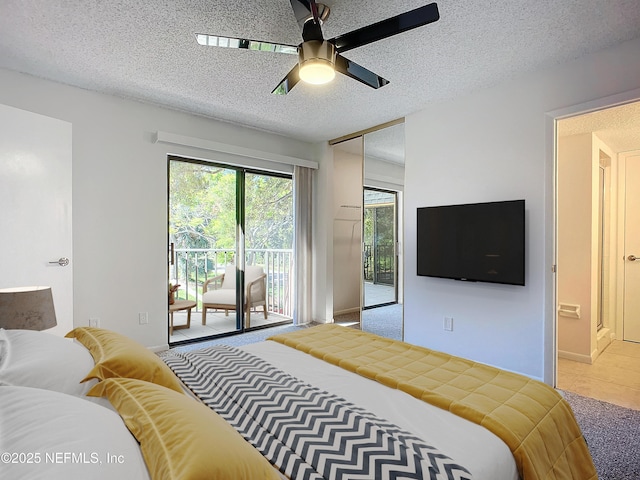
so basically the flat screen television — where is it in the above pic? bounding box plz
[416,199,525,286]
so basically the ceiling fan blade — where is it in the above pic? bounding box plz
[271,64,301,95]
[289,0,330,29]
[335,54,389,89]
[196,34,298,55]
[329,3,440,53]
[289,0,312,27]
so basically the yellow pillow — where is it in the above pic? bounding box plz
[65,327,183,393]
[88,378,280,480]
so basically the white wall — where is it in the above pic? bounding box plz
[404,37,640,382]
[0,68,318,349]
[557,134,593,359]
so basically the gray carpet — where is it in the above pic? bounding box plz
[361,303,403,340]
[562,390,640,479]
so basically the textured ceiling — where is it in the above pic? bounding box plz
[558,101,640,153]
[1,0,639,146]
[364,124,405,165]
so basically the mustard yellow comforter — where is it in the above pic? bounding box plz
[268,324,597,480]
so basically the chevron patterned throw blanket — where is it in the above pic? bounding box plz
[163,346,472,480]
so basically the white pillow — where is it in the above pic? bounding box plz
[0,329,95,396]
[0,386,150,480]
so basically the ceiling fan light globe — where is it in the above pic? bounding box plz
[299,59,335,85]
[298,40,337,86]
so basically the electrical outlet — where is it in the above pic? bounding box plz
[443,317,453,331]
[89,317,100,328]
[138,312,149,325]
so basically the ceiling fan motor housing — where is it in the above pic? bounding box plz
[298,40,337,84]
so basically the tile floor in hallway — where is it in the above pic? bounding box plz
[557,339,640,410]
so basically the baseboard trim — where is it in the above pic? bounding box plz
[559,329,616,365]
[558,350,593,364]
[597,328,614,353]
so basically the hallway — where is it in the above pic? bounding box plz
[557,340,640,410]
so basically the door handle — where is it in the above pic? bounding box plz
[629,254,638,262]
[49,257,70,266]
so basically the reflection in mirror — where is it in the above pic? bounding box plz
[363,188,397,308]
[362,123,405,340]
[332,137,363,326]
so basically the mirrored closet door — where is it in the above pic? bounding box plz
[329,121,405,338]
[362,122,405,340]
[331,137,364,326]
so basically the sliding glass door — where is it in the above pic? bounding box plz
[244,172,294,324]
[168,157,293,344]
[363,188,398,308]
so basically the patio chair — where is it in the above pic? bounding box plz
[201,264,268,327]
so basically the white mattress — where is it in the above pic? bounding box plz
[241,340,519,480]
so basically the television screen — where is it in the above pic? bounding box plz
[416,200,525,286]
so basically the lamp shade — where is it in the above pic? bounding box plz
[0,286,57,330]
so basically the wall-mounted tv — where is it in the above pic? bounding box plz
[417,200,525,286]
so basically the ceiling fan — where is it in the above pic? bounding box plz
[196,1,440,95]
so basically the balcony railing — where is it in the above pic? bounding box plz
[170,248,293,317]
[363,243,395,285]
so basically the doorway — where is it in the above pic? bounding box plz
[168,157,294,344]
[555,98,640,406]
[621,151,640,342]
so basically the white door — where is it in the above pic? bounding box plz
[0,104,72,336]
[623,152,640,342]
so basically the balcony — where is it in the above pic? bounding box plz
[169,245,398,343]
[169,248,293,342]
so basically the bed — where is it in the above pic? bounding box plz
[0,324,597,480]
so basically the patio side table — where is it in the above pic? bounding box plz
[169,299,196,336]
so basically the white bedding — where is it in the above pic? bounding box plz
[0,386,151,480]
[0,329,114,409]
[241,340,519,480]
